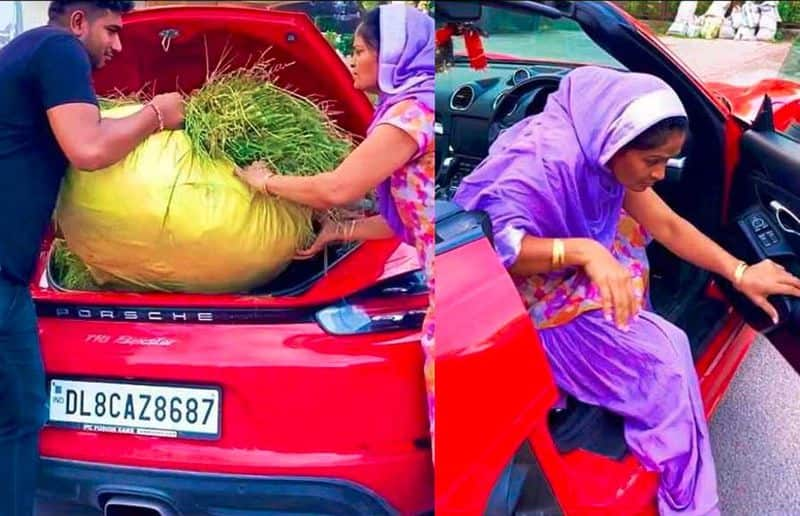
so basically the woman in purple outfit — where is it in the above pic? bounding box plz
[454,66,800,515]
[236,4,436,448]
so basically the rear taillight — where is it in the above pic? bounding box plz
[315,271,428,335]
[315,303,426,335]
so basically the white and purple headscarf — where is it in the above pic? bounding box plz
[367,3,435,243]
[454,66,687,268]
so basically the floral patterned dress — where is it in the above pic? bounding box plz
[376,99,435,440]
[514,210,652,328]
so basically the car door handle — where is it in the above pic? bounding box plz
[665,157,685,184]
[770,200,800,237]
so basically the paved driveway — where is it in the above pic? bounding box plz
[660,35,797,83]
[710,337,800,515]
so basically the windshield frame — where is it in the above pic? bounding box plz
[444,1,625,70]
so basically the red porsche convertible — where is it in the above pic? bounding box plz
[435,1,800,514]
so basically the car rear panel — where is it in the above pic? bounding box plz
[34,241,432,514]
[38,318,431,513]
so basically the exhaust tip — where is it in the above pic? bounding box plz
[104,495,177,516]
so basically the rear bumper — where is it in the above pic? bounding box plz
[37,457,397,516]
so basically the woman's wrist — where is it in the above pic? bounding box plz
[565,238,603,268]
[145,101,164,133]
[334,219,358,241]
[261,172,277,195]
[551,238,565,269]
[731,259,749,289]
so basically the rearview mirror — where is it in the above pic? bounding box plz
[436,1,482,22]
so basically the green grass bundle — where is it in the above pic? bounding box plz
[50,238,99,291]
[184,63,355,172]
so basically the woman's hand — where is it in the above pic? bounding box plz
[736,259,800,324]
[235,161,275,193]
[581,240,641,330]
[294,219,346,260]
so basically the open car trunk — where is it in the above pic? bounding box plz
[42,4,390,298]
[46,240,359,297]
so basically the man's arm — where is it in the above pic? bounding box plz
[47,103,159,170]
[34,35,183,171]
[47,96,183,171]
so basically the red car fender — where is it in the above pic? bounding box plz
[706,78,800,128]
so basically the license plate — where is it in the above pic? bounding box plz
[48,379,221,440]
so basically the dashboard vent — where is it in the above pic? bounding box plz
[450,85,476,111]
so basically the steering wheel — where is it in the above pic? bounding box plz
[487,74,563,145]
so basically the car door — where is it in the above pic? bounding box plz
[435,201,563,514]
[718,98,800,372]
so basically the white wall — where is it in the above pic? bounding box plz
[21,1,48,31]
[0,1,145,48]
[16,1,148,33]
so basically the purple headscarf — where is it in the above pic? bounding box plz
[367,3,435,243]
[454,66,687,268]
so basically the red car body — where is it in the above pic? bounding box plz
[34,5,432,515]
[435,2,800,515]
[706,79,800,130]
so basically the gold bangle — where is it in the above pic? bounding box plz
[733,261,748,285]
[552,238,565,269]
[261,173,276,196]
[146,102,164,132]
[336,220,356,239]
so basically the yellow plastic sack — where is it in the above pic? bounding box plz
[701,16,723,39]
[55,104,313,294]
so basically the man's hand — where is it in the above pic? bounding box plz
[47,91,186,171]
[150,92,185,130]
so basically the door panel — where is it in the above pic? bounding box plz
[721,101,800,372]
[435,202,560,513]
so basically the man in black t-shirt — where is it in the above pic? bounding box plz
[0,2,185,514]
